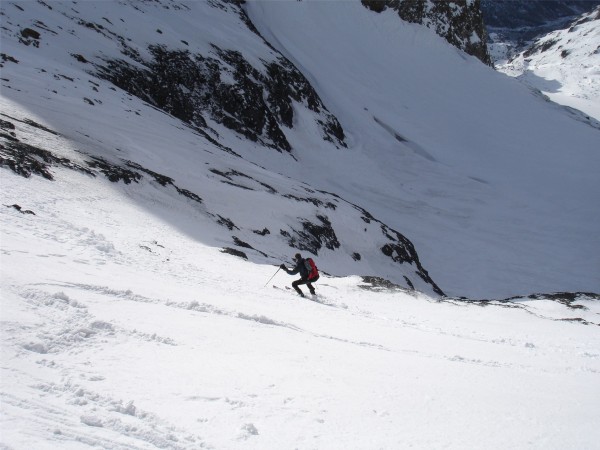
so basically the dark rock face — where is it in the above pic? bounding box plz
[0,115,204,207]
[221,247,248,259]
[97,43,346,154]
[20,27,41,46]
[280,215,341,255]
[508,292,600,310]
[86,157,141,184]
[217,216,239,231]
[454,292,599,325]
[362,0,492,65]
[233,236,268,257]
[1,53,20,65]
[0,139,93,180]
[380,224,444,296]
[522,38,560,58]
[210,167,278,193]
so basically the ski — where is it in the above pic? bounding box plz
[272,285,331,306]
[272,285,301,297]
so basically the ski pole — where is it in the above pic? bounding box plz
[264,267,281,287]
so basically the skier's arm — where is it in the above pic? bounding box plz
[280,263,298,275]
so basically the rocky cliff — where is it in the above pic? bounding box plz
[362,0,492,65]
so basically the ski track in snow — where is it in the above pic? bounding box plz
[9,265,599,373]
[2,211,600,448]
[1,102,599,450]
[1,287,206,449]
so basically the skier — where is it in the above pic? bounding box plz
[280,253,319,297]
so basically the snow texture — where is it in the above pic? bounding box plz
[1,1,600,447]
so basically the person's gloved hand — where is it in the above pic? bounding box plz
[279,264,286,270]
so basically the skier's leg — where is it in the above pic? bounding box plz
[292,279,305,297]
[307,275,319,295]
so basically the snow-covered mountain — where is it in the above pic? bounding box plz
[497,6,600,121]
[2,1,600,448]
[483,0,600,61]
[1,0,443,297]
[482,0,599,29]
[2,0,599,300]
[362,0,492,65]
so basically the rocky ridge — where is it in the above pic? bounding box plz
[362,0,492,65]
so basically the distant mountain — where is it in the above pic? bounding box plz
[482,0,600,60]
[481,0,599,29]
[496,6,600,121]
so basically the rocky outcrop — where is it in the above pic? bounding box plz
[0,134,94,181]
[362,0,492,65]
[96,12,346,155]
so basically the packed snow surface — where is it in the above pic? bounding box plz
[2,150,600,449]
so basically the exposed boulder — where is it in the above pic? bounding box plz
[4,204,36,215]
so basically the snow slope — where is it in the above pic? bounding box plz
[2,130,600,448]
[2,2,600,447]
[1,0,599,298]
[244,1,600,297]
[497,6,600,121]
[0,0,443,297]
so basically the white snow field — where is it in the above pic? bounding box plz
[1,0,600,448]
[2,136,600,449]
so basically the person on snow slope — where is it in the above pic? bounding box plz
[280,253,319,297]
